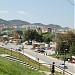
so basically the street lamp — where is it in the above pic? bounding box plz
[10,48,12,56]
[4,48,5,54]
[19,51,20,60]
[63,48,67,75]
[36,57,40,70]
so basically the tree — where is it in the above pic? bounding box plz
[23,29,43,42]
[13,32,18,39]
[15,30,23,36]
[42,33,53,43]
[37,27,42,34]
[56,31,75,55]
[70,42,75,55]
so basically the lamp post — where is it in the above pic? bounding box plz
[4,48,5,54]
[10,48,12,56]
[18,51,20,63]
[63,49,67,75]
[38,58,40,70]
[37,58,40,70]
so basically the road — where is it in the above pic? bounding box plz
[0,42,75,75]
[24,46,75,75]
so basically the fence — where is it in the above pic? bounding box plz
[38,63,73,75]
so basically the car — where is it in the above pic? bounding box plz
[31,47,35,50]
[59,64,68,69]
[10,48,14,50]
[9,40,13,43]
[36,49,45,53]
[35,47,40,50]
[2,44,4,46]
[16,48,21,51]
[41,48,45,50]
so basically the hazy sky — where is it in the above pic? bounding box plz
[0,0,74,28]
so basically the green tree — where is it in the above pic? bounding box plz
[37,27,42,34]
[42,33,53,43]
[15,30,23,36]
[56,31,75,55]
[23,29,43,42]
[70,42,75,55]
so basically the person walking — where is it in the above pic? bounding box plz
[51,62,55,75]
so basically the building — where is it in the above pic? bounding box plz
[42,27,52,33]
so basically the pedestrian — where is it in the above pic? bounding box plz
[51,62,55,75]
[46,52,47,56]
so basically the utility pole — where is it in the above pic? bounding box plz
[63,49,67,75]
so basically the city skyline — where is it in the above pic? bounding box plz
[0,0,74,28]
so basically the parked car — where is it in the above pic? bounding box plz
[31,47,35,50]
[36,49,45,53]
[41,48,45,50]
[2,44,4,46]
[10,48,14,50]
[59,64,68,69]
[35,47,40,51]
[9,40,13,43]
[16,48,21,51]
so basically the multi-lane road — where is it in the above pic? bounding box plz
[0,42,75,75]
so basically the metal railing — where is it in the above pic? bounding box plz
[39,63,73,75]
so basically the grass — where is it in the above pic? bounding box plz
[49,53,74,60]
[0,56,45,75]
[0,47,62,75]
[0,47,50,71]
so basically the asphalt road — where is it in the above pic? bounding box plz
[0,43,75,74]
[24,48,75,74]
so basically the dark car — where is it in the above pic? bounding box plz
[41,48,45,50]
[37,49,45,53]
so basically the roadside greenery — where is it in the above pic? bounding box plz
[0,56,45,75]
[42,33,53,43]
[0,47,62,75]
[0,47,50,71]
[14,29,23,36]
[23,29,43,42]
[49,54,73,62]
[23,29,53,43]
[56,31,75,58]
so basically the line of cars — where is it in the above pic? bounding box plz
[31,47,45,53]
[10,47,22,51]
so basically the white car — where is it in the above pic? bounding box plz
[59,64,68,69]
[10,48,14,50]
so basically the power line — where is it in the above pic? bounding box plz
[67,0,75,6]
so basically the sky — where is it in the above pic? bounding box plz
[0,0,74,28]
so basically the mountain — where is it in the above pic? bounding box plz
[9,20,31,26]
[0,19,31,26]
[46,24,62,29]
[32,23,44,26]
[32,23,62,29]
[0,18,10,25]
[0,18,62,29]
